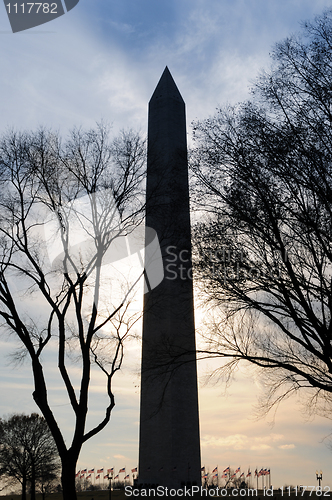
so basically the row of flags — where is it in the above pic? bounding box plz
[76,465,270,480]
[76,467,138,480]
[201,466,270,479]
[255,468,270,477]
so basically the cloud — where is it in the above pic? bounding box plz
[2,0,329,138]
[250,444,272,451]
[278,444,296,450]
[202,434,248,450]
[202,433,284,451]
[253,434,284,443]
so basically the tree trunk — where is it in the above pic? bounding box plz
[61,454,78,500]
[21,474,27,500]
[30,462,36,500]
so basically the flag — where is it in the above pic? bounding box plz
[97,468,103,474]
[213,473,218,478]
[201,466,205,472]
[95,475,100,480]
[212,467,218,473]
[266,469,270,475]
[254,469,258,477]
[81,469,87,473]
[235,466,240,474]
[88,469,94,473]
[125,474,129,479]
[80,474,84,479]
[132,467,137,473]
[75,471,80,477]
[221,473,227,479]
[258,469,263,477]
[231,473,236,479]
[240,473,244,478]
[104,474,109,479]
[247,471,251,477]
[223,467,230,473]
[86,474,91,479]
[107,468,114,474]
[119,468,126,473]
[114,474,119,479]
[203,473,208,478]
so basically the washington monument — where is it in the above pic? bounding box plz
[138,67,201,488]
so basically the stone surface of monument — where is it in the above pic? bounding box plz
[138,67,201,488]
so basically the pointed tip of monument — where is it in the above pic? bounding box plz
[150,66,184,104]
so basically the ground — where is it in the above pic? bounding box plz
[0,491,124,500]
[0,490,318,500]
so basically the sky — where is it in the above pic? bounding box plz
[1,0,332,491]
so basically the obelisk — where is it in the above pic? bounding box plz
[138,67,201,488]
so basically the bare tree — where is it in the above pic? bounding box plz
[0,413,60,500]
[191,10,332,420]
[0,123,146,499]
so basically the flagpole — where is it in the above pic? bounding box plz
[261,469,263,491]
[108,468,113,500]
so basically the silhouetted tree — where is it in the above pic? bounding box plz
[191,10,332,419]
[0,413,60,500]
[0,123,145,499]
